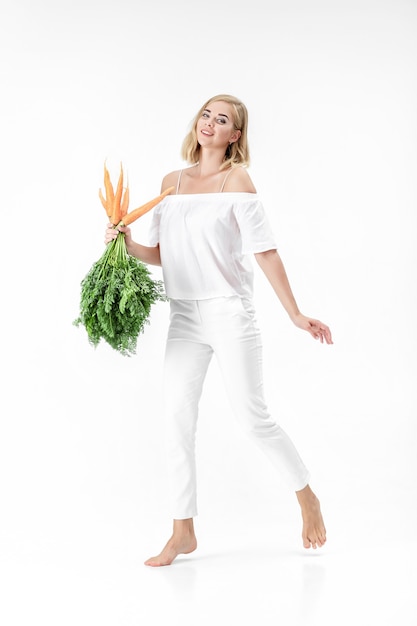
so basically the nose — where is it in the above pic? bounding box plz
[205,117,213,127]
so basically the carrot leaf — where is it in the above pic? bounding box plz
[73,231,166,356]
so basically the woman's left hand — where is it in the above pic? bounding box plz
[292,314,333,344]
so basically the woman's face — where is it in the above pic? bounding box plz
[196,100,241,149]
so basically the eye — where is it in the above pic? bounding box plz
[216,117,227,125]
[202,112,209,118]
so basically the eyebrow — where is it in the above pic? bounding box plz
[204,108,229,120]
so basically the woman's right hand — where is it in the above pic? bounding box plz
[104,223,132,246]
[103,223,161,265]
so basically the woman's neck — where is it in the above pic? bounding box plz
[195,150,228,177]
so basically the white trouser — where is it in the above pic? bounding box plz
[163,296,310,519]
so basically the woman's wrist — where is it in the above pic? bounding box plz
[289,310,303,324]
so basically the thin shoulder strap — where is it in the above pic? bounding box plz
[175,170,183,195]
[219,167,234,192]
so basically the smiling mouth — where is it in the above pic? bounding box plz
[201,129,213,136]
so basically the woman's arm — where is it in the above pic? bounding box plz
[255,249,333,344]
[103,173,177,266]
[104,224,161,266]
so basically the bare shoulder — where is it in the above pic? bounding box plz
[223,166,257,193]
[161,169,181,193]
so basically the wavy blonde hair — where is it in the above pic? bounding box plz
[181,94,250,170]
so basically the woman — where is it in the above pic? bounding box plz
[105,94,332,567]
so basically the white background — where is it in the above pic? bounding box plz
[1,0,416,624]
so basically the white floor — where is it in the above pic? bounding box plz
[2,491,416,626]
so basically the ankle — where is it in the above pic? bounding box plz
[173,518,195,535]
[296,485,317,507]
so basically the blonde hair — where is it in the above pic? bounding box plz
[181,94,250,170]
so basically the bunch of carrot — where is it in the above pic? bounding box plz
[73,162,173,356]
[99,161,173,228]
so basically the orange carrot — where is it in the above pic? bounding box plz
[111,163,124,225]
[103,162,115,210]
[99,188,111,216]
[120,184,130,217]
[120,187,175,226]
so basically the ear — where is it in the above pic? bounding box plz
[230,129,241,143]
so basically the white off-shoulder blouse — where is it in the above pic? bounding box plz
[148,192,277,300]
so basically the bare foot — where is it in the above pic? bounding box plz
[296,485,326,549]
[144,519,197,567]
